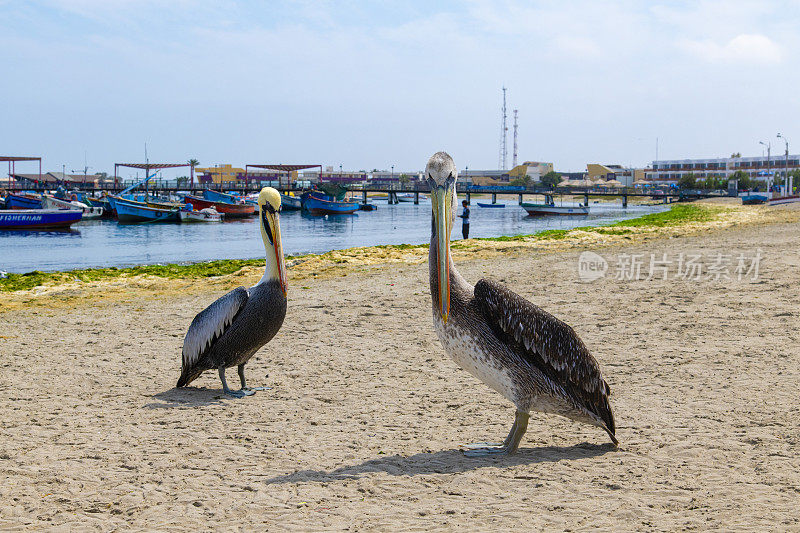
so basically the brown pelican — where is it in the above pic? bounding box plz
[177,187,288,398]
[426,152,617,455]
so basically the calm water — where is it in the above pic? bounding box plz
[1,199,665,273]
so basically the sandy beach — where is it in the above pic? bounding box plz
[2,203,799,530]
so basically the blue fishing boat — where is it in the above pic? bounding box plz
[0,209,82,229]
[302,191,359,215]
[6,193,43,210]
[202,189,240,204]
[477,202,505,208]
[115,197,179,223]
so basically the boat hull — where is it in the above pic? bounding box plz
[0,209,82,229]
[7,193,42,210]
[476,202,504,208]
[521,203,590,216]
[42,195,104,219]
[179,209,223,223]
[281,193,302,210]
[116,198,179,223]
[303,194,359,215]
[202,189,241,204]
[184,195,255,218]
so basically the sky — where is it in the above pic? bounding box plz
[2,0,800,178]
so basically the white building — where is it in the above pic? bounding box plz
[646,154,800,184]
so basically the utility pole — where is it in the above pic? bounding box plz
[777,133,790,195]
[498,86,508,170]
[512,109,518,168]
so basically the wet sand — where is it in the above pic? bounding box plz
[1,205,799,530]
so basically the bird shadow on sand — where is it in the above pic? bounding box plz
[263,442,616,485]
[143,387,230,409]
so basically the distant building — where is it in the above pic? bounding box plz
[462,161,553,185]
[195,164,295,186]
[11,172,113,188]
[586,164,644,186]
[646,154,800,184]
[369,171,422,185]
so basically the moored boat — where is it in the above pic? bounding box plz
[280,193,302,210]
[0,209,82,229]
[42,195,104,219]
[202,189,242,204]
[302,192,359,215]
[477,202,504,208]
[769,195,800,206]
[6,193,42,210]
[115,197,179,223]
[521,202,590,216]
[183,195,255,218]
[179,205,223,223]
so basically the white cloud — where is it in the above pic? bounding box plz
[679,33,783,64]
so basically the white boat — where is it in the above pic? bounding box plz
[397,193,425,202]
[41,195,104,219]
[521,194,589,216]
[179,207,223,223]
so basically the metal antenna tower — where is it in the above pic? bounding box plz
[498,86,508,170]
[512,109,518,168]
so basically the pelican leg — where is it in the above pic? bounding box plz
[238,364,270,392]
[461,410,529,457]
[220,367,254,398]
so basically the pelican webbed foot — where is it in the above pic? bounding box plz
[460,410,529,457]
[237,364,271,393]
[220,367,256,398]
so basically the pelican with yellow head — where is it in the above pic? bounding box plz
[426,152,617,455]
[177,187,288,397]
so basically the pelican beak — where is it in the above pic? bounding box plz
[431,185,453,322]
[262,207,288,296]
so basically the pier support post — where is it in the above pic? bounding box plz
[466,192,471,204]
[518,193,523,205]
[622,194,628,208]
[663,196,668,204]
[492,193,497,204]
[362,190,367,204]
[414,191,419,204]
[584,193,589,206]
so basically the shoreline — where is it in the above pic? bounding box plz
[1,202,798,309]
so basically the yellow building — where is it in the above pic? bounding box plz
[194,164,243,184]
[587,164,644,186]
[508,161,554,179]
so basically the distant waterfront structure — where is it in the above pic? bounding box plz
[646,154,800,184]
[586,164,644,187]
[195,163,293,186]
[10,171,113,189]
[463,161,553,186]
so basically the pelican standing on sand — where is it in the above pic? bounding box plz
[177,187,288,397]
[425,152,617,455]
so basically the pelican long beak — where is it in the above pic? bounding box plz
[262,208,288,296]
[431,185,453,322]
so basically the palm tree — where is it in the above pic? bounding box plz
[188,159,199,188]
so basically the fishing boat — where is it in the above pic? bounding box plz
[740,193,769,205]
[281,193,302,210]
[0,209,82,229]
[476,202,505,208]
[179,204,223,223]
[202,189,242,204]
[42,195,104,219]
[6,193,43,210]
[302,191,359,215]
[115,197,180,223]
[183,195,255,218]
[521,194,589,216]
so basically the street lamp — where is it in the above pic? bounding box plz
[777,133,790,194]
